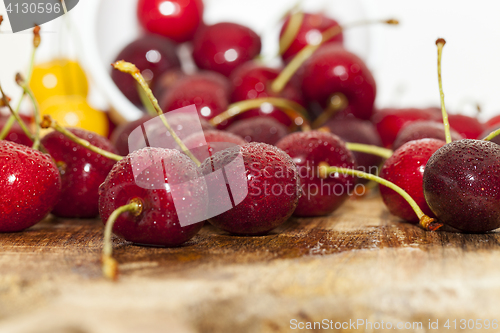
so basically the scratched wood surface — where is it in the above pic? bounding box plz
[0,194,500,333]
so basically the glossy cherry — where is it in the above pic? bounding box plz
[160,72,231,127]
[226,116,289,145]
[423,139,500,232]
[280,12,343,63]
[323,117,383,182]
[448,114,485,139]
[112,34,180,106]
[137,0,204,43]
[379,139,445,223]
[41,128,118,218]
[99,147,205,246]
[192,22,262,77]
[184,129,246,161]
[276,131,356,217]
[300,44,376,120]
[372,107,442,147]
[229,61,304,126]
[0,141,61,232]
[0,114,33,147]
[201,143,300,235]
[392,120,463,150]
[111,115,155,156]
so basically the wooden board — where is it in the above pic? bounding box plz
[1,194,500,333]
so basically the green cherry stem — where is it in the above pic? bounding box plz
[0,25,40,141]
[318,165,442,231]
[41,115,123,162]
[102,199,143,280]
[483,128,500,141]
[0,83,36,144]
[436,38,452,144]
[112,60,201,167]
[279,10,304,55]
[16,73,41,150]
[345,142,393,159]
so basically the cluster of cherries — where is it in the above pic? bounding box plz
[2,1,500,280]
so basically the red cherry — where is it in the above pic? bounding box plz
[372,107,442,147]
[276,131,356,217]
[201,143,300,235]
[300,44,377,120]
[184,129,246,161]
[41,129,118,218]
[379,139,445,223]
[192,22,262,77]
[424,139,500,232]
[161,72,231,127]
[0,141,61,232]
[485,114,500,128]
[112,34,180,106]
[153,68,186,102]
[0,114,33,147]
[448,114,485,139]
[392,120,463,150]
[479,125,500,145]
[99,147,205,246]
[280,13,343,63]
[226,116,289,145]
[111,116,155,156]
[137,0,204,43]
[229,61,304,126]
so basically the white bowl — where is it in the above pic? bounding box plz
[79,0,377,124]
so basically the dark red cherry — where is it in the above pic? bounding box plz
[112,34,180,106]
[448,114,485,139]
[392,120,463,150]
[0,141,61,232]
[372,107,442,147]
[153,68,186,102]
[161,72,231,127]
[99,147,205,246]
[280,12,343,63]
[276,131,356,217]
[111,116,155,156]
[423,139,500,232]
[0,114,33,147]
[184,129,246,161]
[230,61,304,126]
[137,0,204,43]
[41,128,118,218]
[300,44,376,121]
[226,116,289,145]
[323,117,383,182]
[200,143,300,235]
[479,125,500,145]
[379,139,445,223]
[192,22,262,77]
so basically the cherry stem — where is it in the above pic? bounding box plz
[41,115,123,162]
[271,18,399,94]
[0,26,40,141]
[345,142,393,159]
[60,0,68,14]
[483,128,500,141]
[209,97,311,131]
[137,82,157,117]
[318,165,442,231]
[102,198,143,280]
[279,10,304,55]
[311,92,348,128]
[16,73,41,150]
[112,61,201,167]
[436,38,452,144]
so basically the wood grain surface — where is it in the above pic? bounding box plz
[0,194,499,333]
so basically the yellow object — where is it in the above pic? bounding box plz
[40,96,109,137]
[30,59,89,105]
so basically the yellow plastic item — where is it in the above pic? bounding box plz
[30,59,89,105]
[40,95,109,137]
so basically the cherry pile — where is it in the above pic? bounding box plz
[3,1,500,281]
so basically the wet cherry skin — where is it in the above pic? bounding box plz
[226,116,289,145]
[201,143,300,235]
[192,22,262,77]
[99,148,205,246]
[280,12,343,63]
[423,139,500,233]
[112,35,180,106]
[0,141,61,232]
[137,0,204,43]
[41,129,118,218]
[300,44,376,121]
[392,120,463,150]
[379,139,445,223]
[276,131,356,217]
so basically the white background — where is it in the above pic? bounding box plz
[1,0,499,121]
